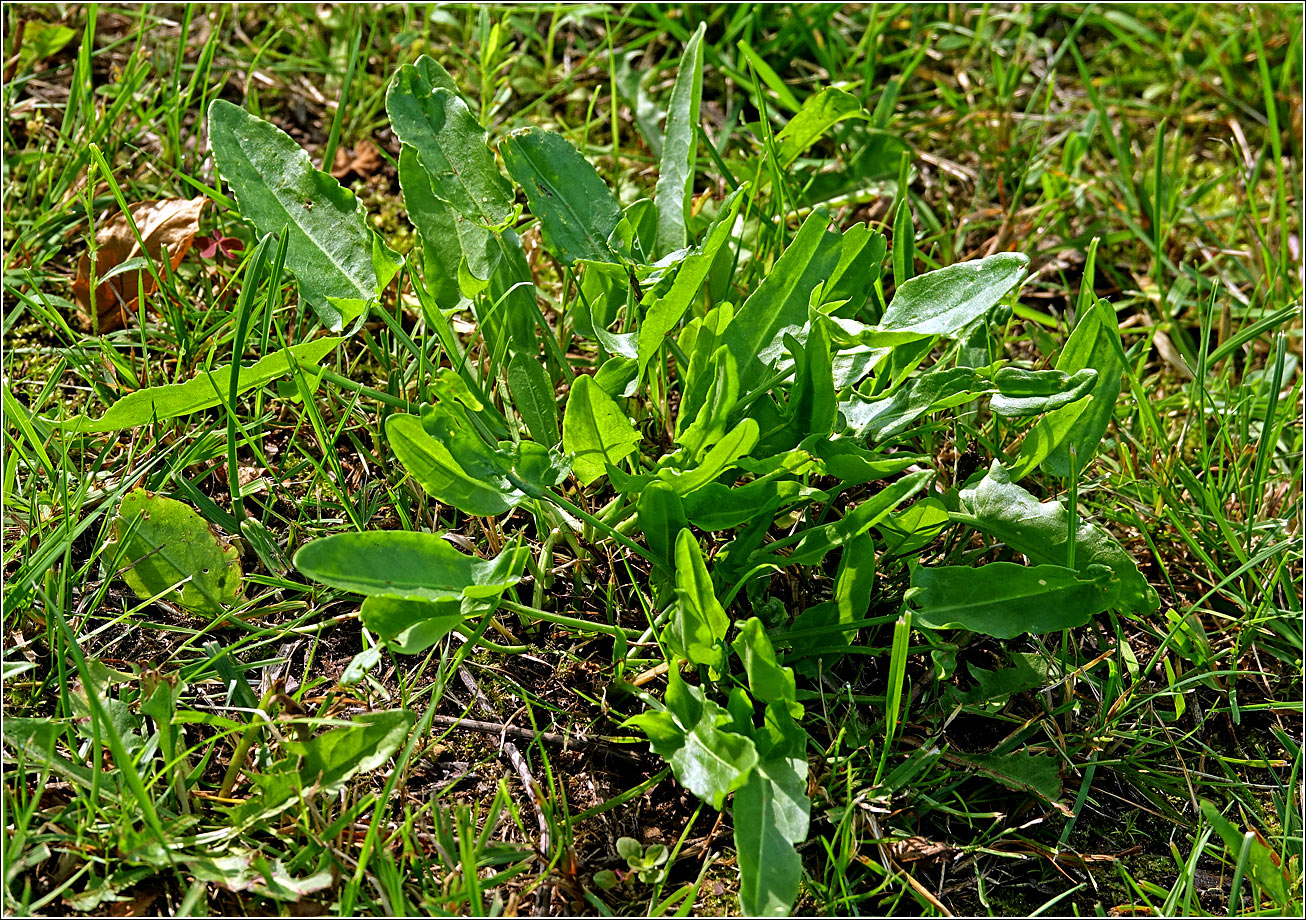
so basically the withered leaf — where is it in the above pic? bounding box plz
[330,139,383,182]
[73,197,208,332]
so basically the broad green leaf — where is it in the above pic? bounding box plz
[291,709,414,794]
[654,22,706,257]
[387,71,538,349]
[52,338,341,434]
[734,755,810,917]
[385,74,513,273]
[957,460,1159,613]
[908,561,1120,639]
[990,367,1098,417]
[562,374,641,485]
[294,531,526,602]
[575,260,628,338]
[360,596,470,655]
[678,302,737,439]
[1200,800,1291,906]
[232,710,415,826]
[637,482,689,573]
[106,490,242,617]
[784,532,878,667]
[683,479,821,532]
[667,529,729,670]
[1008,395,1093,480]
[878,496,950,556]
[593,355,639,398]
[208,101,380,330]
[507,353,559,445]
[804,438,926,486]
[718,208,843,391]
[501,127,622,265]
[657,417,759,496]
[732,618,799,713]
[775,86,868,167]
[825,223,886,315]
[398,145,462,306]
[628,668,758,809]
[387,412,523,515]
[947,652,1051,707]
[964,750,1063,804]
[676,345,739,461]
[1040,298,1127,476]
[861,252,1030,345]
[15,21,78,74]
[838,366,990,441]
[759,321,836,455]
[638,187,746,381]
[781,470,931,565]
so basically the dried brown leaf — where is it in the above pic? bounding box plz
[330,138,383,181]
[72,197,208,333]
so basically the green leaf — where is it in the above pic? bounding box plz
[208,100,381,330]
[675,345,739,461]
[507,353,559,445]
[106,490,242,617]
[760,321,837,454]
[990,367,1098,417]
[666,529,730,670]
[734,755,811,917]
[683,479,821,532]
[825,223,886,315]
[947,652,1051,707]
[717,208,843,391]
[957,461,1159,613]
[52,338,341,434]
[964,750,1063,804]
[654,22,706,257]
[864,252,1029,345]
[838,366,990,441]
[775,86,868,167]
[15,21,78,73]
[562,374,641,485]
[293,531,526,602]
[292,709,414,794]
[397,145,462,306]
[803,438,926,486]
[781,469,931,566]
[1008,395,1094,480]
[657,418,759,497]
[385,72,514,273]
[386,73,514,224]
[359,596,469,655]
[387,411,524,515]
[892,199,915,288]
[638,187,746,381]
[637,482,689,574]
[1200,799,1291,906]
[1040,298,1127,476]
[501,127,622,265]
[783,531,879,668]
[732,618,799,713]
[878,496,950,556]
[907,561,1120,639]
[628,668,758,810]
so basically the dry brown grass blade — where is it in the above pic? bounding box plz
[72,196,208,332]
